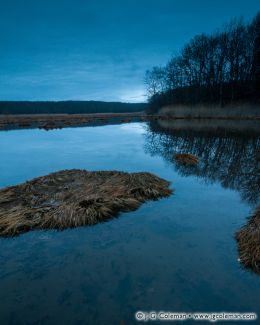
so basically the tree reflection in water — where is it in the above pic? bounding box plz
[145,119,260,273]
[145,119,260,206]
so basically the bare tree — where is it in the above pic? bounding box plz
[145,12,260,112]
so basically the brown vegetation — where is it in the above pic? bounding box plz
[236,208,260,274]
[159,104,260,119]
[174,153,199,166]
[0,113,147,131]
[121,118,131,123]
[0,169,172,237]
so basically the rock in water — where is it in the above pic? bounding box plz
[0,169,172,237]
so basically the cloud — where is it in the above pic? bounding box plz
[0,0,259,101]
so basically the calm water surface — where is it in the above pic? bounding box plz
[0,122,259,324]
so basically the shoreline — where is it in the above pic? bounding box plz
[0,112,259,131]
[0,112,146,131]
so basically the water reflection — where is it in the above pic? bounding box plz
[1,122,260,323]
[145,119,260,206]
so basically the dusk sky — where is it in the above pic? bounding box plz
[1,0,259,102]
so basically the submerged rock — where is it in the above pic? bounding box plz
[174,153,199,166]
[236,208,260,274]
[0,169,172,237]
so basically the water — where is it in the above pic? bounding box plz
[0,122,259,325]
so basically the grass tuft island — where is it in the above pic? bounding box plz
[174,153,199,166]
[0,169,172,237]
[236,208,260,274]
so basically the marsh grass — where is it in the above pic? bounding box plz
[0,169,172,237]
[236,208,260,274]
[174,153,199,166]
[160,104,260,119]
[0,113,145,131]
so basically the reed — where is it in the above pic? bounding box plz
[236,208,260,274]
[0,169,172,237]
[174,153,199,166]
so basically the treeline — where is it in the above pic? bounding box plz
[0,101,146,115]
[145,13,260,113]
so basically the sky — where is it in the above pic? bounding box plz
[0,0,259,102]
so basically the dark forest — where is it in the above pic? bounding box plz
[145,13,260,113]
[0,101,146,115]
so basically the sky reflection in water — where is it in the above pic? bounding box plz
[0,122,259,325]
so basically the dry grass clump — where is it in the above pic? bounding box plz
[121,118,131,123]
[18,122,31,127]
[39,122,58,131]
[236,208,260,274]
[0,169,172,237]
[174,153,199,166]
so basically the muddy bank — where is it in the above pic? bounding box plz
[0,169,172,237]
[236,208,260,274]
